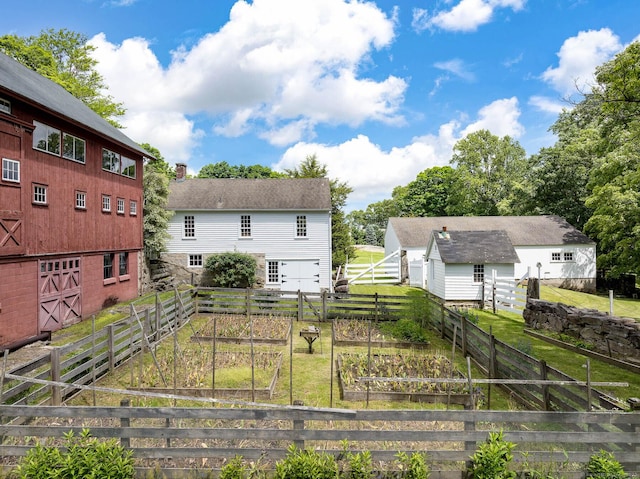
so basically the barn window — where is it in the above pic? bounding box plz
[102,195,111,212]
[33,121,60,156]
[563,252,574,262]
[103,253,114,279]
[121,156,136,178]
[267,261,280,284]
[76,191,86,209]
[551,252,561,262]
[189,254,203,267]
[33,184,47,205]
[129,200,137,216]
[102,148,120,174]
[473,264,484,283]
[119,252,129,276]
[184,215,195,237]
[117,198,125,214]
[0,97,10,114]
[296,215,307,237]
[63,133,86,163]
[2,158,19,182]
[240,215,251,237]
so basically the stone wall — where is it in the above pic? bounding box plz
[523,298,640,361]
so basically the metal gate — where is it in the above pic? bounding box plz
[38,257,82,332]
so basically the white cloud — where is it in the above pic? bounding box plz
[90,0,405,161]
[434,59,475,82]
[528,96,566,115]
[274,98,524,210]
[541,28,622,97]
[413,0,526,33]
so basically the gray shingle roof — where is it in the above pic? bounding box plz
[167,178,332,211]
[389,215,594,247]
[432,230,520,264]
[0,51,148,157]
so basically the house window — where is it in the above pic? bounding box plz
[240,215,251,237]
[117,198,125,214]
[62,133,86,163]
[564,252,574,262]
[267,261,279,283]
[0,97,11,114]
[33,184,47,205]
[121,156,136,178]
[76,191,86,209]
[102,195,111,212]
[119,252,129,276]
[551,252,561,262]
[102,148,120,173]
[2,158,19,182]
[129,200,137,216]
[103,253,114,279]
[189,254,203,267]
[473,264,484,283]
[184,215,195,237]
[296,215,307,237]
[33,121,61,155]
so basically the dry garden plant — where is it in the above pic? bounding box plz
[196,313,291,340]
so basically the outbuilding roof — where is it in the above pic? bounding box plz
[0,51,148,157]
[388,215,594,247]
[167,177,332,211]
[431,230,520,264]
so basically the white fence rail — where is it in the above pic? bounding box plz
[345,249,401,285]
[484,277,528,314]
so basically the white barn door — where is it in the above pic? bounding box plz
[280,259,320,293]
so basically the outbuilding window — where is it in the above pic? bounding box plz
[473,264,484,283]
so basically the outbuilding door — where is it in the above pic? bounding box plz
[280,259,320,293]
[38,257,82,332]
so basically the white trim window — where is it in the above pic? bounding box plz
[2,158,19,182]
[0,97,11,114]
[33,184,47,205]
[117,197,125,214]
[267,260,280,284]
[129,200,137,216]
[189,254,203,267]
[76,191,86,209]
[563,252,574,262]
[473,264,484,283]
[33,121,61,155]
[102,194,111,212]
[184,215,195,238]
[551,252,561,262]
[240,215,251,237]
[296,215,307,237]
[62,133,86,163]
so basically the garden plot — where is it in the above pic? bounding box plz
[192,314,291,345]
[333,319,429,349]
[132,340,283,400]
[337,352,471,406]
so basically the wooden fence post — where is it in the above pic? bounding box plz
[297,290,303,321]
[322,290,327,321]
[107,324,116,372]
[120,399,130,449]
[488,332,496,409]
[440,304,446,339]
[246,288,251,320]
[540,360,550,411]
[50,347,61,406]
[461,313,468,358]
[292,402,305,450]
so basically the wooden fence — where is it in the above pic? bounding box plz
[483,278,528,314]
[0,404,638,478]
[420,292,626,412]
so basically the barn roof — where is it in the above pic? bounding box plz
[0,51,149,157]
[388,215,594,247]
[431,230,520,264]
[167,178,332,211]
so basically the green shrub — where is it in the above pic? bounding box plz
[204,252,257,288]
[586,450,628,478]
[468,430,516,479]
[274,444,338,479]
[12,428,134,479]
[340,441,374,479]
[220,455,247,479]
[379,318,429,343]
[395,450,431,478]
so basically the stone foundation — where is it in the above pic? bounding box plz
[523,298,640,360]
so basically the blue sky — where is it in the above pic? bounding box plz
[2,0,640,210]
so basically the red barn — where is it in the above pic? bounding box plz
[0,52,148,349]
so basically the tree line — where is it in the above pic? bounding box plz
[3,30,638,277]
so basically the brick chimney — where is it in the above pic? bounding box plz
[176,163,187,182]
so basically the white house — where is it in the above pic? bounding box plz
[426,229,519,303]
[385,216,596,292]
[162,165,333,293]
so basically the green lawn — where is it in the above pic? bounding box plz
[541,285,640,320]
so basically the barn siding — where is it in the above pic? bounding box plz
[0,260,38,345]
[81,252,140,315]
[444,263,514,301]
